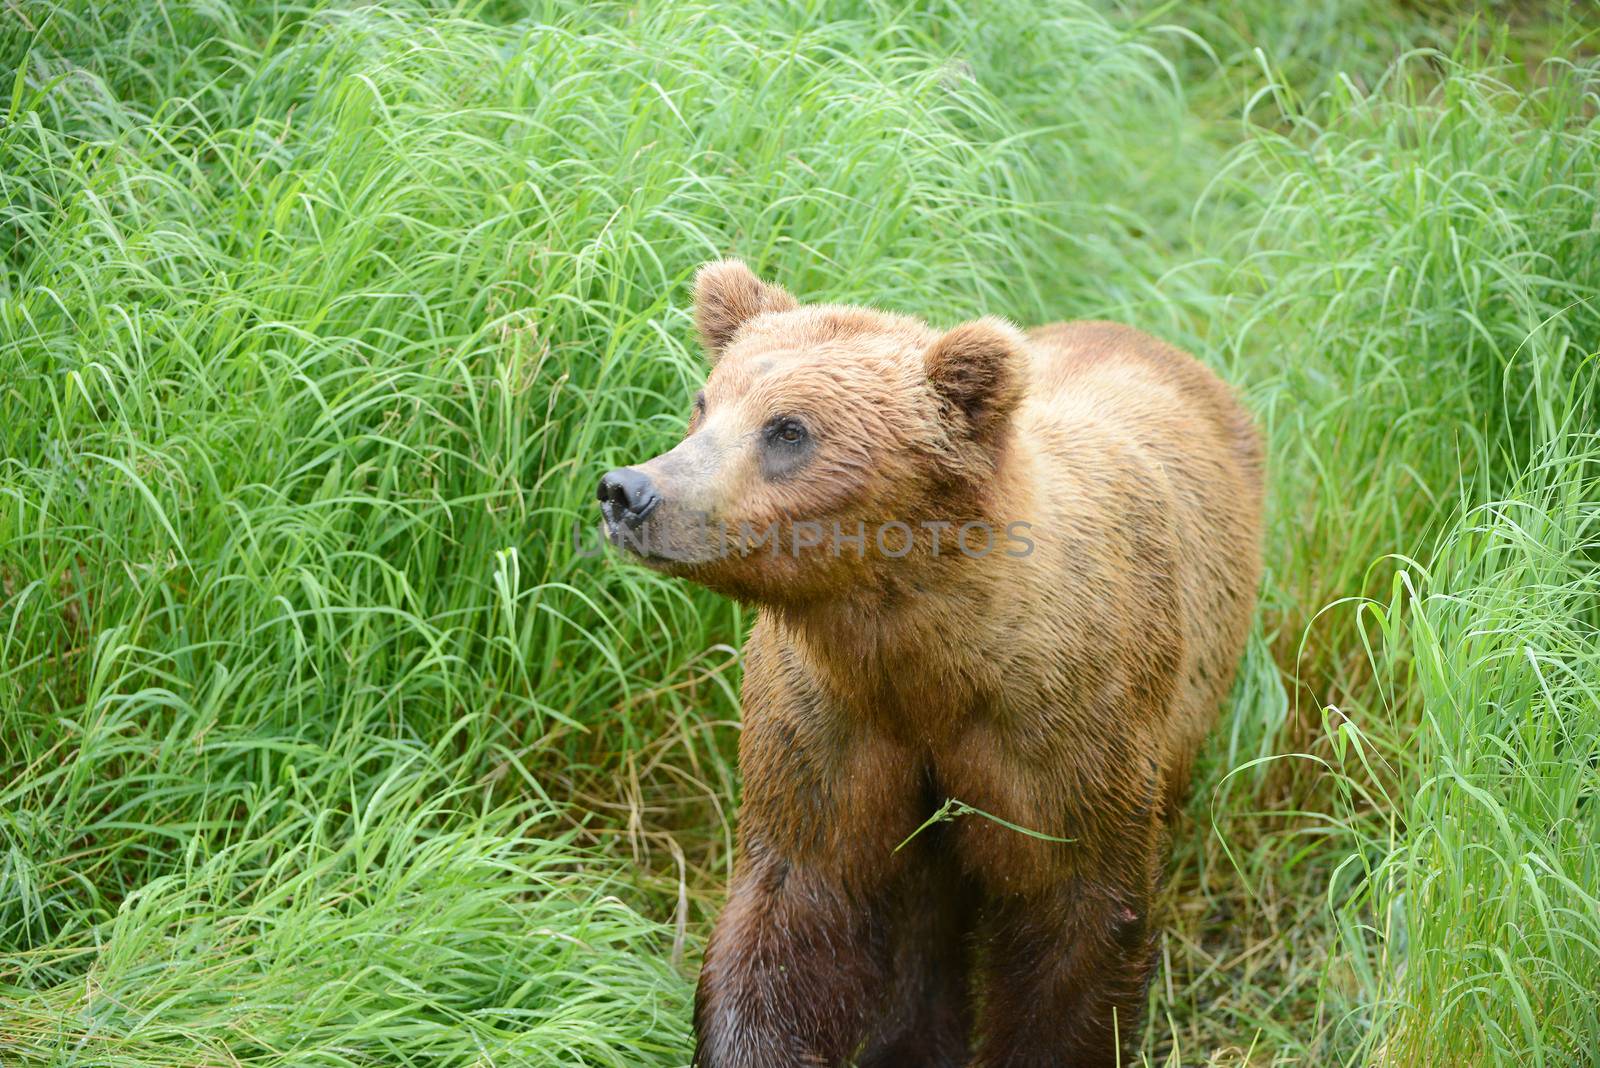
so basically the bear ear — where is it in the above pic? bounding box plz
[693,259,796,362]
[923,317,1027,443]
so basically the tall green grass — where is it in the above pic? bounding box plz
[2,1,1597,1064]
[1146,31,1600,1066]
[0,1,1157,1061]
[1342,406,1600,1065]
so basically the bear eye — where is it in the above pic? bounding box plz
[767,417,808,446]
[693,391,706,414]
[759,416,814,481]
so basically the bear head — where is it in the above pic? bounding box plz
[597,259,1028,607]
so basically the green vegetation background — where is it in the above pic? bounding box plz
[2,1,1597,1064]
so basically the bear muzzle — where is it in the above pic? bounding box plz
[596,466,713,565]
[597,467,661,530]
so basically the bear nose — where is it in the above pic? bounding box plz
[597,468,661,528]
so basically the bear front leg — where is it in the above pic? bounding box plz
[972,871,1160,1068]
[692,840,892,1068]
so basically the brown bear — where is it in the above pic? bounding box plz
[597,260,1263,1067]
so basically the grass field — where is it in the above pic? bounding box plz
[2,1,1598,1064]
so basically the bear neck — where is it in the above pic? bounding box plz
[769,446,1037,730]
[773,554,1025,731]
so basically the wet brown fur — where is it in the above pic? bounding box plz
[631,261,1263,1067]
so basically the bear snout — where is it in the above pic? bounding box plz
[597,467,662,530]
